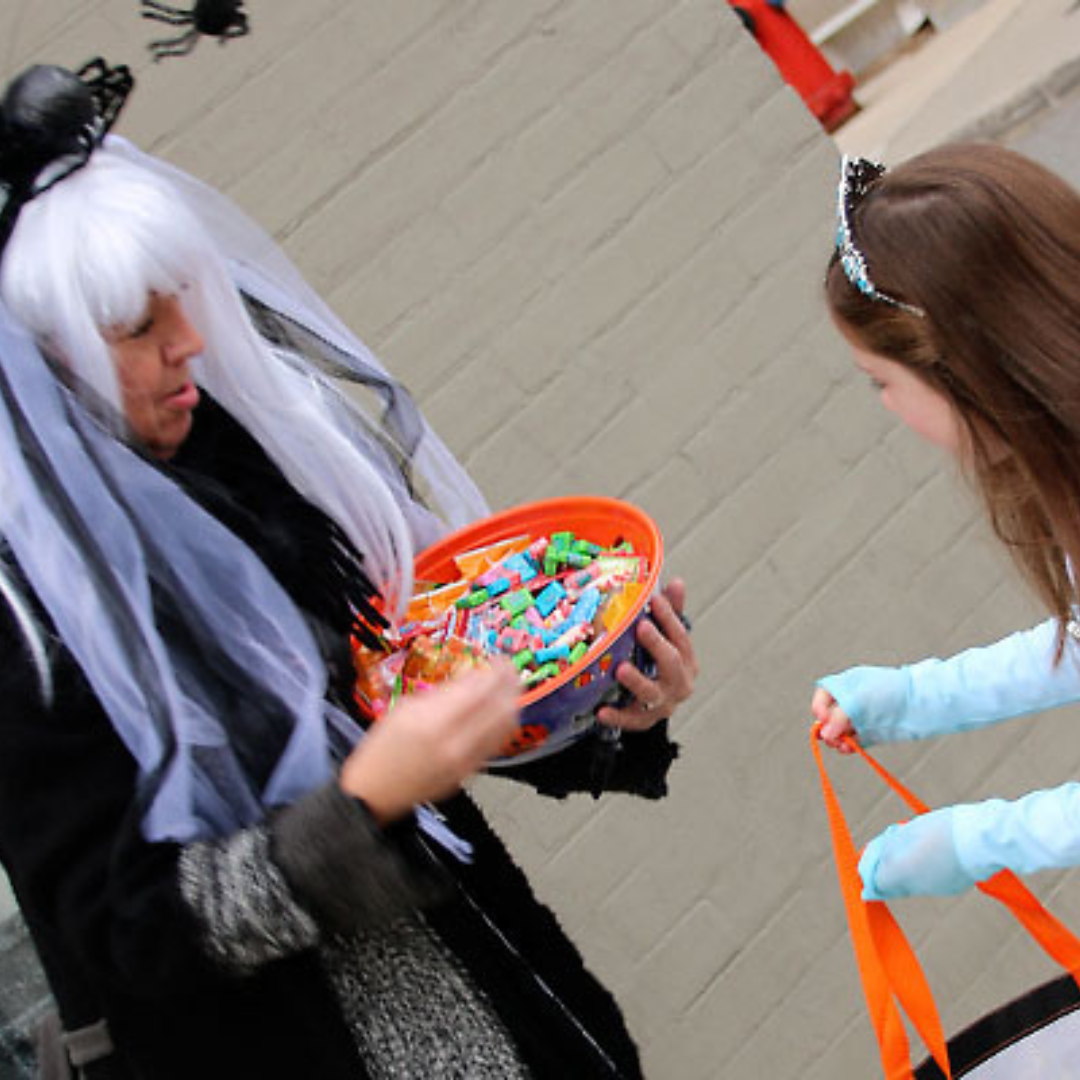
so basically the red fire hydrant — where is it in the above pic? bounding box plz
[729,0,857,132]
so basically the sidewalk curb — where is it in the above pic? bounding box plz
[952,53,1080,142]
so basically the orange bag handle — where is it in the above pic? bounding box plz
[811,722,1080,1079]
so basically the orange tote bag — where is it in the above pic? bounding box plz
[811,723,1080,1078]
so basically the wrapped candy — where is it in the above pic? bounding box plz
[353,529,650,721]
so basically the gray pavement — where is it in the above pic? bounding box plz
[834,0,1080,162]
[832,0,1080,224]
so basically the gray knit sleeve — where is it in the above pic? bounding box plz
[271,781,448,932]
[178,824,317,974]
[178,781,447,974]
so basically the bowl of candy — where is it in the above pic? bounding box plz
[353,496,663,765]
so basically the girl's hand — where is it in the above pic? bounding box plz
[596,578,697,732]
[811,686,857,753]
[340,660,521,823]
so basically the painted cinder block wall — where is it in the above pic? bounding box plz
[5,2,1080,1077]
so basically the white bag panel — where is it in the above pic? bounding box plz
[966,1009,1080,1078]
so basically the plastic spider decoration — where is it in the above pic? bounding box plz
[140,0,250,62]
[0,58,133,254]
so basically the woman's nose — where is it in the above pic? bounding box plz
[163,307,204,365]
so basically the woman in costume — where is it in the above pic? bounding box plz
[812,144,1080,902]
[0,62,696,1079]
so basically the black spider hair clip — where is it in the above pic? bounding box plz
[0,59,133,255]
[141,0,250,62]
[76,58,135,134]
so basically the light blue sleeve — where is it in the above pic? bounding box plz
[858,783,1080,899]
[954,783,1080,881]
[858,809,969,899]
[817,618,1080,746]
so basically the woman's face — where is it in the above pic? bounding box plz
[106,292,204,460]
[848,341,963,455]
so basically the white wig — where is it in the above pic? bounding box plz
[1,144,487,614]
[0,138,487,842]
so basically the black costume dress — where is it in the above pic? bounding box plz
[0,396,678,1080]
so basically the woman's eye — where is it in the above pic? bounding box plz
[869,378,886,392]
[129,314,154,338]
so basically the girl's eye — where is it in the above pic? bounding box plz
[869,377,886,392]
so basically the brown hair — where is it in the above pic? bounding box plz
[826,143,1080,651]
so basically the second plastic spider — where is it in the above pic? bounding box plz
[140,0,250,61]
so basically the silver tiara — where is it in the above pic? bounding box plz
[836,154,924,317]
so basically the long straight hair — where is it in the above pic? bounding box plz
[0,149,417,617]
[0,147,484,839]
[826,143,1080,652]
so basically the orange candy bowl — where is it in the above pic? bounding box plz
[409,496,663,766]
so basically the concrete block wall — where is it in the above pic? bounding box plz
[5,2,1080,1078]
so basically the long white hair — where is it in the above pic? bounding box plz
[2,147,421,614]
[0,142,487,841]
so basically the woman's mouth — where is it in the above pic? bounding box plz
[164,382,200,411]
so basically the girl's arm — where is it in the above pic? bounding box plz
[816,618,1080,746]
[858,783,1080,899]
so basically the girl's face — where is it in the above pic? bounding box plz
[106,292,204,460]
[849,341,963,455]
